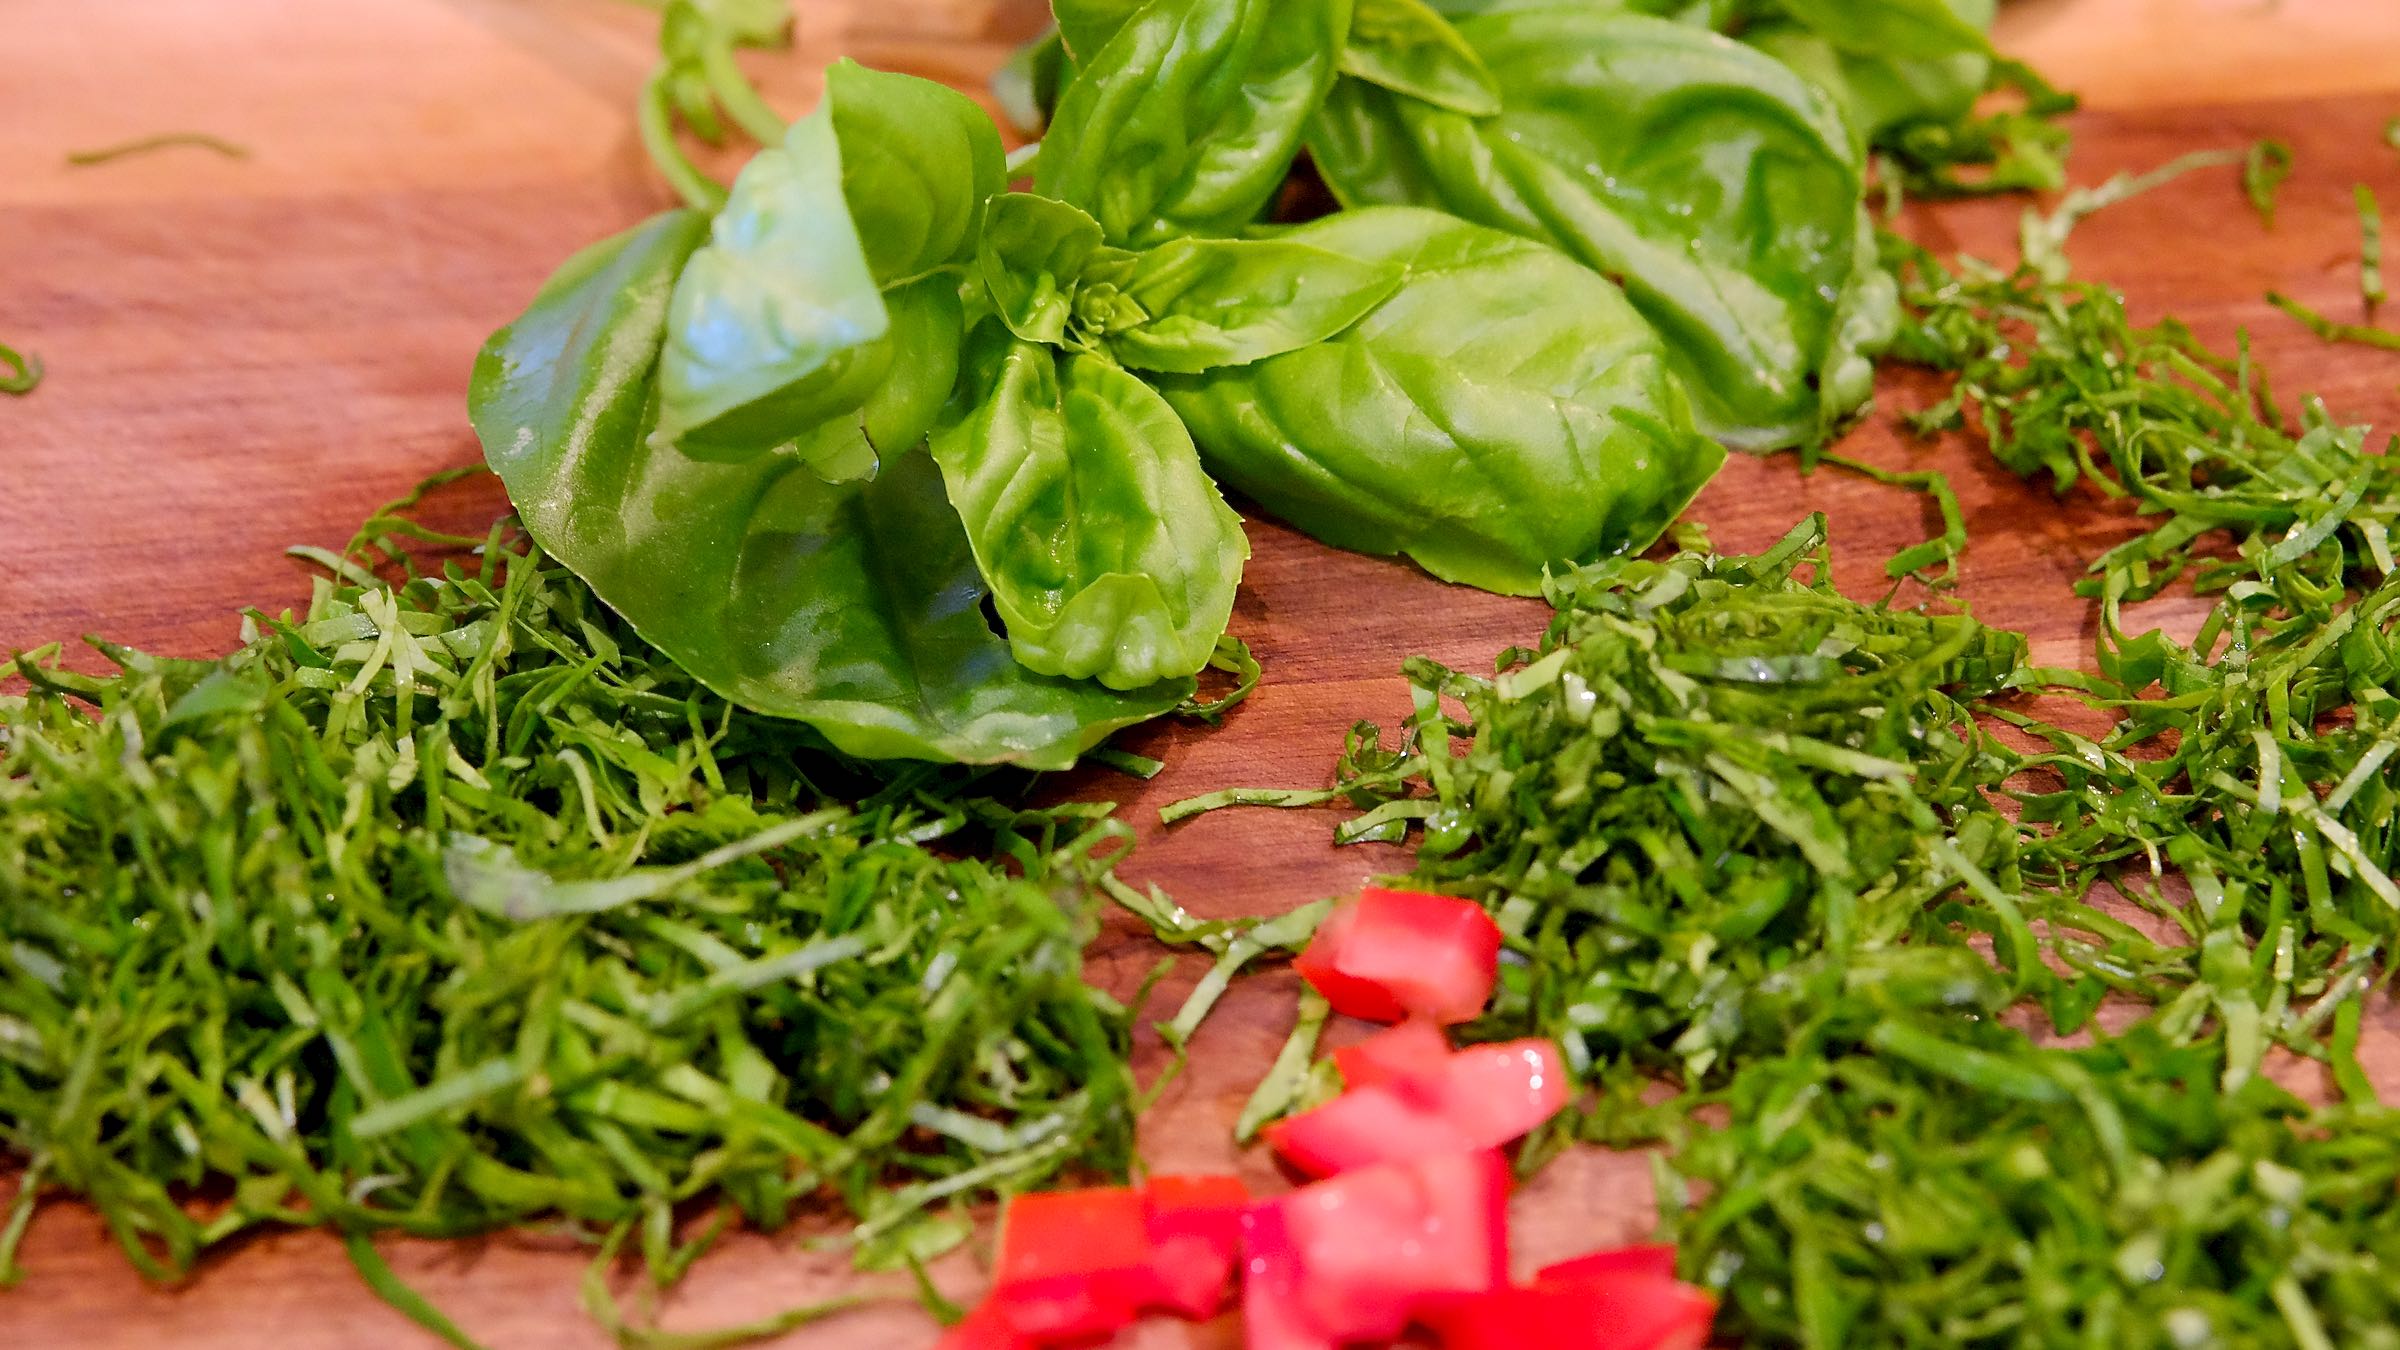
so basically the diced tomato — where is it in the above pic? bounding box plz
[1267,1038,1570,1176]
[1265,1080,1479,1176]
[1293,887,1502,1025]
[989,1186,1151,1339]
[1331,1018,1454,1088]
[1416,1276,1718,1350]
[1536,1244,1681,1287]
[1399,1039,1569,1144]
[932,1301,1033,1350]
[1242,1150,1511,1343]
[1141,1174,1248,1318]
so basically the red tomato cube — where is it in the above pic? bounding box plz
[1293,887,1503,1025]
[1242,1150,1511,1343]
[1331,1018,1455,1088]
[990,1186,1152,1339]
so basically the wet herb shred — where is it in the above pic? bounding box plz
[0,481,1142,1335]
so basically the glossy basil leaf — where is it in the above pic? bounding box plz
[1053,0,1142,62]
[472,213,1189,767]
[1105,236,1402,373]
[1036,0,1352,245]
[1158,208,1724,596]
[979,192,1402,372]
[1342,0,1500,116]
[1747,0,1994,141]
[1771,0,1990,61]
[1308,10,1875,452]
[652,60,1003,470]
[931,330,1246,690]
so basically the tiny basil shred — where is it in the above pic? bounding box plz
[0,480,1142,1338]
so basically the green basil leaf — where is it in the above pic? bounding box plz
[1341,0,1501,116]
[979,192,1118,350]
[1157,208,1724,595]
[1036,0,1353,245]
[931,330,1247,689]
[1747,0,1994,141]
[472,214,1188,766]
[1772,0,1992,62]
[1308,11,1876,451]
[1104,236,1402,373]
[1053,0,1143,62]
[980,191,1400,371]
[652,60,1002,468]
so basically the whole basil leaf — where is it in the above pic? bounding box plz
[1308,10,1880,452]
[931,329,1247,690]
[1342,0,1502,116]
[979,192,1402,373]
[1157,208,1724,595]
[653,60,1004,474]
[1036,0,1352,245]
[473,214,1189,767]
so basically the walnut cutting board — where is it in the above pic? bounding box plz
[6,1,2400,1345]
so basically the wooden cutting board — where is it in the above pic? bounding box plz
[6,2,2400,1345]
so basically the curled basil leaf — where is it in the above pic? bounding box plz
[1037,0,1352,245]
[1157,207,1724,596]
[472,216,1186,765]
[979,192,1402,373]
[1308,9,1885,452]
[652,60,1004,477]
[930,329,1247,690]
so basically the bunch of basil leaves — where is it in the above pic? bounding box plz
[471,0,1998,766]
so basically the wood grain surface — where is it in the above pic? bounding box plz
[6,2,2400,1345]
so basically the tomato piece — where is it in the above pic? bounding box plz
[1535,1244,1681,1287]
[1267,1038,1569,1176]
[1293,887,1502,1025]
[990,1186,1150,1339]
[1265,1080,1480,1176]
[1416,1277,1718,1350]
[1141,1174,1248,1318]
[1242,1150,1511,1342]
[1331,1018,1454,1088]
[932,1302,1033,1350]
[1401,1039,1569,1143]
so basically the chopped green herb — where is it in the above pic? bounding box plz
[2269,289,2400,351]
[1877,57,2076,200]
[2018,148,2244,282]
[2242,137,2294,226]
[0,482,1145,1322]
[2360,183,2386,306]
[1662,1033,2400,1347]
[65,131,250,166]
[0,341,39,396]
